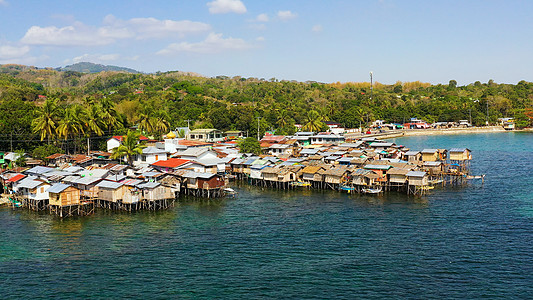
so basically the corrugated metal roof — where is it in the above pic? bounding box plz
[406,171,427,177]
[180,171,216,179]
[141,171,163,177]
[25,166,55,175]
[449,148,469,152]
[300,149,319,154]
[105,174,127,182]
[404,151,420,156]
[73,176,102,185]
[17,178,47,189]
[96,180,124,189]
[370,142,394,147]
[421,149,438,153]
[47,183,72,193]
[121,179,143,186]
[364,164,392,170]
[336,157,353,163]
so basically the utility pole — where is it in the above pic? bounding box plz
[185,119,191,130]
[370,71,373,100]
[469,109,472,126]
[256,117,261,140]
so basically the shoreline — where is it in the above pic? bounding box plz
[347,126,532,140]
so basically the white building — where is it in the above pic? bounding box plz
[133,146,168,167]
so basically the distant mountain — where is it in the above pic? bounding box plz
[58,62,140,74]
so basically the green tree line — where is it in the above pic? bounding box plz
[0,64,532,154]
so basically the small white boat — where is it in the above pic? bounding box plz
[224,188,238,197]
[362,187,382,194]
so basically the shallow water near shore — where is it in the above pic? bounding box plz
[1,132,532,298]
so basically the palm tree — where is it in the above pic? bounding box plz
[137,112,154,134]
[32,98,59,143]
[152,110,171,137]
[57,105,84,154]
[85,105,104,136]
[110,130,146,165]
[99,98,121,133]
[302,110,324,132]
[277,109,289,129]
[84,104,105,154]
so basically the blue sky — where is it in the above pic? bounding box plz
[0,0,532,85]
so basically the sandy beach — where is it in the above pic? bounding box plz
[346,126,531,140]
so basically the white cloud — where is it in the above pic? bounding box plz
[312,24,323,33]
[21,24,113,46]
[256,13,269,22]
[20,15,211,47]
[157,32,253,55]
[71,53,121,63]
[0,45,30,59]
[256,36,265,42]
[207,0,247,14]
[277,10,297,21]
[103,15,211,39]
[0,0,8,7]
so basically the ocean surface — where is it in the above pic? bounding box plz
[0,132,532,299]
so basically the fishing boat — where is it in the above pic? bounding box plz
[362,187,382,194]
[339,185,356,193]
[290,181,311,187]
[223,187,238,197]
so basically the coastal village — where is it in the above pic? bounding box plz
[0,119,482,218]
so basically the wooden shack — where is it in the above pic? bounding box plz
[300,165,326,182]
[421,149,439,161]
[137,182,173,201]
[406,171,429,186]
[324,166,351,188]
[48,183,92,217]
[448,148,472,161]
[261,165,301,189]
[403,150,421,162]
[95,180,127,208]
[351,169,380,187]
[423,161,445,176]
[387,168,410,184]
[48,183,81,206]
[179,171,225,197]
[406,170,429,195]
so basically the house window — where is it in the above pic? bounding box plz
[40,187,44,193]
[191,135,195,139]
[155,155,159,160]
[142,155,147,162]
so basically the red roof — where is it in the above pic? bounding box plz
[151,158,191,168]
[178,140,211,147]
[46,153,66,159]
[7,174,26,183]
[260,135,286,143]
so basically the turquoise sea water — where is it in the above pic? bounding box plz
[0,132,532,299]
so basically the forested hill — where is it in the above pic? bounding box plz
[0,63,532,153]
[58,62,140,74]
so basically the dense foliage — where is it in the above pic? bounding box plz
[0,64,532,154]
